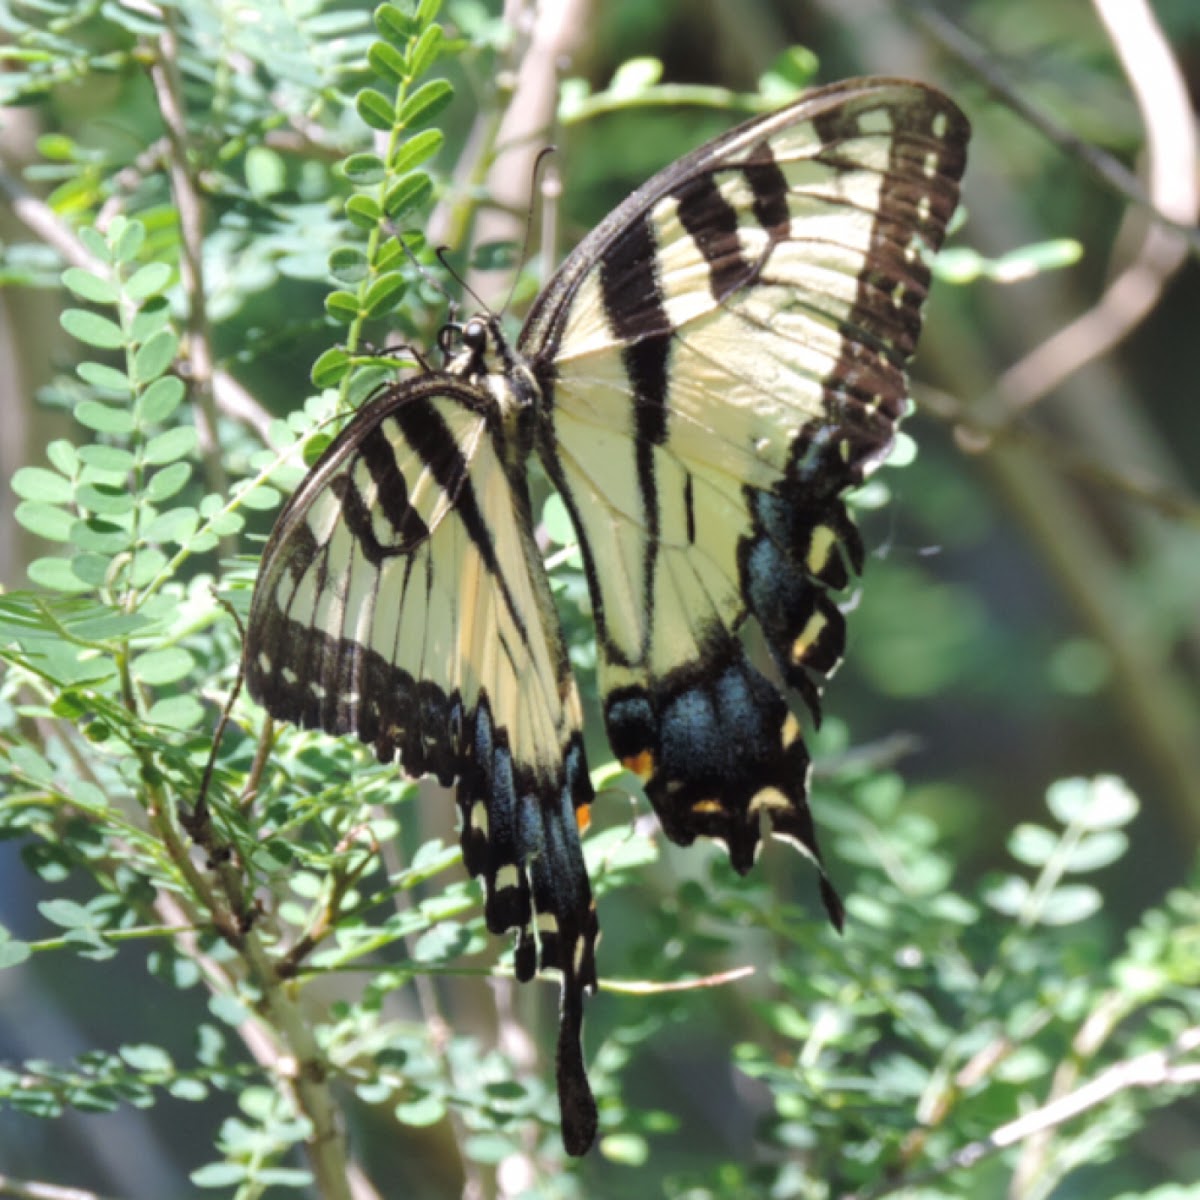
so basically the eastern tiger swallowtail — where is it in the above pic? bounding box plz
[245,76,969,1155]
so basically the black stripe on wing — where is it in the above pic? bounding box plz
[675,140,792,298]
[598,215,671,669]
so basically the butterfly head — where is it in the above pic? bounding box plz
[440,313,541,420]
[437,313,489,375]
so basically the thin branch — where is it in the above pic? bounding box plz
[844,1026,1200,1200]
[0,162,106,272]
[603,965,756,995]
[916,385,1200,530]
[902,0,1200,258]
[150,898,382,1200]
[463,0,592,307]
[239,936,359,1200]
[175,766,371,1200]
[375,829,486,1200]
[96,136,169,226]
[147,14,227,505]
[213,370,274,440]
[1012,989,1130,1196]
[0,118,272,447]
[993,0,1199,414]
[0,1177,119,1200]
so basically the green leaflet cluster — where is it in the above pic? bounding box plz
[311,0,460,400]
[8,217,224,730]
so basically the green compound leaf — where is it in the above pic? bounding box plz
[311,347,351,388]
[124,261,172,300]
[138,376,185,424]
[131,299,170,342]
[11,466,74,504]
[375,4,418,44]
[132,646,195,686]
[368,40,408,85]
[345,194,383,230]
[408,24,445,78]
[325,290,361,323]
[383,173,432,219]
[416,0,443,26]
[237,483,281,512]
[15,502,74,542]
[356,87,398,132]
[75,482,133,515]
[79,226,113,263]
[143,506,199,544]
[77,445,135,474]
[71,517,130,553]
[38,898,96,929]
[62,267,118,305]
[75,401,135,436]
[395,1093,446,1128]
[1038,884,1102,926]
[143,426,197,466]
[77,361,132,394]
[391,128,444,175]
[245,145,287,199]
[27,556,93,593]
[341,155,386,187]
[119,1043,174,1073]
[398,79,453,131]
[190,1163,248,1189]
[46,439,79,475]
[61,309,125,349]
[0,930,31,970]
[363,271,406,318]
[1047,776,1140,831]
[329,246,371,283]
[145,462,192,502]
[133,329,179,383]
[147,695,205,731]
[113,220,146,263]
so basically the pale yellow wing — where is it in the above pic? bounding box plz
[244,375,599,1153]
[521,78,969,895]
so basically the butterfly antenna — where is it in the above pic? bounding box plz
[498,144,558,321]
[435,244,491,314]
[391,227,458,310]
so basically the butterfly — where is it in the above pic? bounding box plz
[244,76,969,1155]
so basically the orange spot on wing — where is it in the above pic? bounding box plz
[575,802,592,833]
[621,750,655,780]
[691,799,723,814]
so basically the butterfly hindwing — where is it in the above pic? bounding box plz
[522,79,968,892]
[245,375,599,1153]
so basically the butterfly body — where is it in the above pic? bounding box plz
[245,77,970,1154]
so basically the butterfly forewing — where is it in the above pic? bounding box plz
[523,78,968,885]
[245,376,599,1153]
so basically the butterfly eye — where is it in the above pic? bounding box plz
[462,317,489,353]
